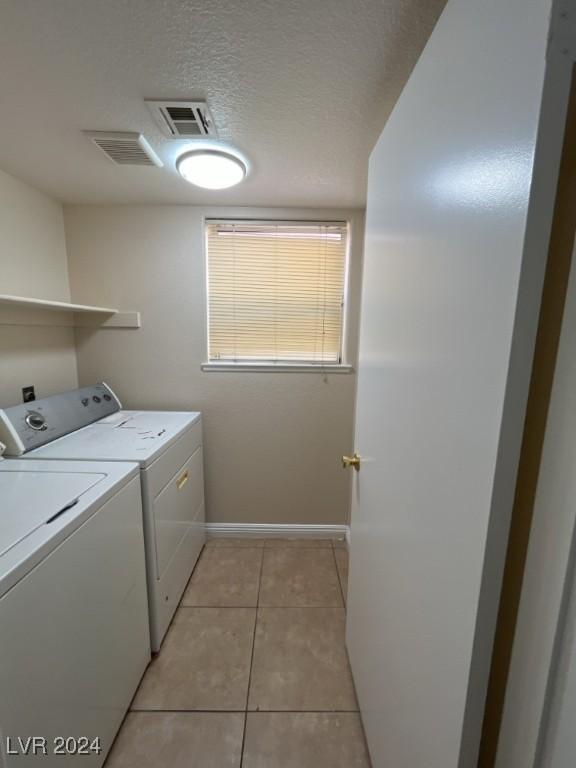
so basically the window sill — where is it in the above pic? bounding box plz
[201,362,354,374]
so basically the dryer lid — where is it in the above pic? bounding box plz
[0,470,104,557]
[28,410,201,467]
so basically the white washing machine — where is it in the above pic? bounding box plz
[0,383,206,651]
[0,457,150,767]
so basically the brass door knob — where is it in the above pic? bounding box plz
[342,453,361,471]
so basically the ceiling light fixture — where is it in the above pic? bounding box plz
[177,149,247,189]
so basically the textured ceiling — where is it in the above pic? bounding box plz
[0,0,445,206]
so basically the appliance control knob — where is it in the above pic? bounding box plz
[81,398,89,406]
[25,411,47,431]
[92,395,101,403]
[103,394,111,402]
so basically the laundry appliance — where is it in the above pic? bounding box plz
[0,383,205,651]
[0,456,150,767]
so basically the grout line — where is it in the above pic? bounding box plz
[129,709,361,714]
[240,546,265,767]
[256,548,267,611]
[109,544,211,762]
[345,662,374,768]
[207,545,334,551]
[130,708,248,714]
[178,604,259,610]
[178,604,344,610]
[176,543,207,608]
[255,604,344,610]
[129,539,355,765]
[331,544,347,609]
[264,544,334,549]
[205,544,266,551]
[138,544,209,665]
[245,708,360,714]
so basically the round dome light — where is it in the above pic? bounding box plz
[177,149,247,189]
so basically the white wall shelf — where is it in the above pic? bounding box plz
[0,294,140,328]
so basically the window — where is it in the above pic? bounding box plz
[205,220,349,367]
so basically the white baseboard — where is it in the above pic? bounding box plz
[205,522,349,540]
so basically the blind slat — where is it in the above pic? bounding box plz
[206,221,348,364]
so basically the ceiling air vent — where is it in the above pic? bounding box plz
[84,131,163,166]
[145,100,218,139]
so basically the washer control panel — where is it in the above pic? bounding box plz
[25,411,47,431]
[0,383,121,455]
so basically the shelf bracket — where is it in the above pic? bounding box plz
[74,311,141,329]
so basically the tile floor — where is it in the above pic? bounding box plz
[106,537,371,768]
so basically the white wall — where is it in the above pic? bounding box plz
[0,168,78,406]
[64,205,364,526]
[497,241,576,768]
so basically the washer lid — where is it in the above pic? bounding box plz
[0,470,105,556]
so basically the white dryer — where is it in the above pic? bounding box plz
[0,458,150,767]
[0,383,206,651]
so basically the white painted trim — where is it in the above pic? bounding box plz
[75,311,141,329]
[205,522,349,540]
[201,362,353,374]
[0,293,118,314]
[0,295,141,329]
[547,1,576,62]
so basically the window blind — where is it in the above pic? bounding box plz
[206,221,348,364]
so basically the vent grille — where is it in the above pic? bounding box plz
[84,131,162,166]
[145,100,217,139]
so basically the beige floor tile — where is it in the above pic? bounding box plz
[248,607,357,711]
[206,537,266,548]
[265,538,332,548]
[242,713,371,768]
[181,547,262,606]
[334,548,349,605]
[259,548,343,607]
[105,712,244,768]
[132,608,255,711]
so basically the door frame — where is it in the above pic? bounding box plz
[479,20,576,768]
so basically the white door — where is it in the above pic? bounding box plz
[345,0,558,767]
